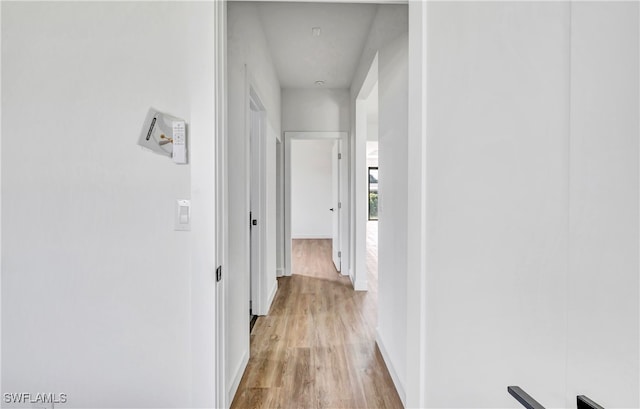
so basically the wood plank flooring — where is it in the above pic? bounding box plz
[231,225,402,408]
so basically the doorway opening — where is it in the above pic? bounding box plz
[249,87,265,331]
[368,167,379,221]
[354,54,378,292]
[365,83,379,297]
[289,138,340,275]
[284,132,347,278]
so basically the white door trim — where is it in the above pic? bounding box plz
[405,2,427,408]
[331,140,341,271]
[213,1,226,408]
[247,79,270,316]
[284,131,348,277]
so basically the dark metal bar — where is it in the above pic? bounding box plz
[507,386,546,409]
[577,395,605,409]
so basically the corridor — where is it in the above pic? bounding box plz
[230,230,400,408]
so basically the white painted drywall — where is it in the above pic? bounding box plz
[350,5,407,290]
[367,122,379,142]
[291,140,335,239]
[227,2,281,402]
[404,2,428,406]
[276,138,285,277]
[2,2,218,407]
[425,3,570,406]
[349,3,408,402]
[566,3,639,407]
[376,32,409,404]
[366,83,379,142]
[423,2,639,408]
[350,6,408,97]
[265,123,278,305]
[282,88,350,132]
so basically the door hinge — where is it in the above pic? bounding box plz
[216,266,222,282]
[338,202,342,209]
[338,251,342,258]
[338,153,342,159]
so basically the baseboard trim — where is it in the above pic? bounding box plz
[353,277,368,291]
[349,272,368,291]
[291,234,332,239]
[376,329,406,407]
[227,349,249,406]
[266,280,277,314]
[276,267,285,277]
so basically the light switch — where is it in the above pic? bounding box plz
[180,207,189,223]
[175,200,191,231]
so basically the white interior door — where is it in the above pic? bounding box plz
[331,140,341,271]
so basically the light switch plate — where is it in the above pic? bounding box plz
[175,199,191,231]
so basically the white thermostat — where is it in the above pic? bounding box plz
[138,107,188,164]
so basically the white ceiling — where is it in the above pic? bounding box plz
[256,2,379,89]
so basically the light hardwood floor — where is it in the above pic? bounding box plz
[230,221,402,408]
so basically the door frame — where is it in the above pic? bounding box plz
[213,1,226,408]
[405,3,428,407]
[283,131,349,277]
[246,71,271,317]
[331,140,342,271]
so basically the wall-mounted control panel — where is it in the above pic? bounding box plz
[138,107,188,164]
[172,121,187,164]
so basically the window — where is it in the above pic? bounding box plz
[368,167,378,220]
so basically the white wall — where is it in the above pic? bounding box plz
[426,4,569,406]
[404,2,428,406]
[282,89,350,132]
[366,83,379,142]
[265,124,278,304]
[227,2,281,403]
[350,4,407,288]
[424,2,638,408]
[2,2,218,407]
[281,88,350,274]
[291,140,334,239]
[367,122,379,143]
[276,138,284,276]
[377,33,409,404]
[566,3,639,406]
[349,3,408,403]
